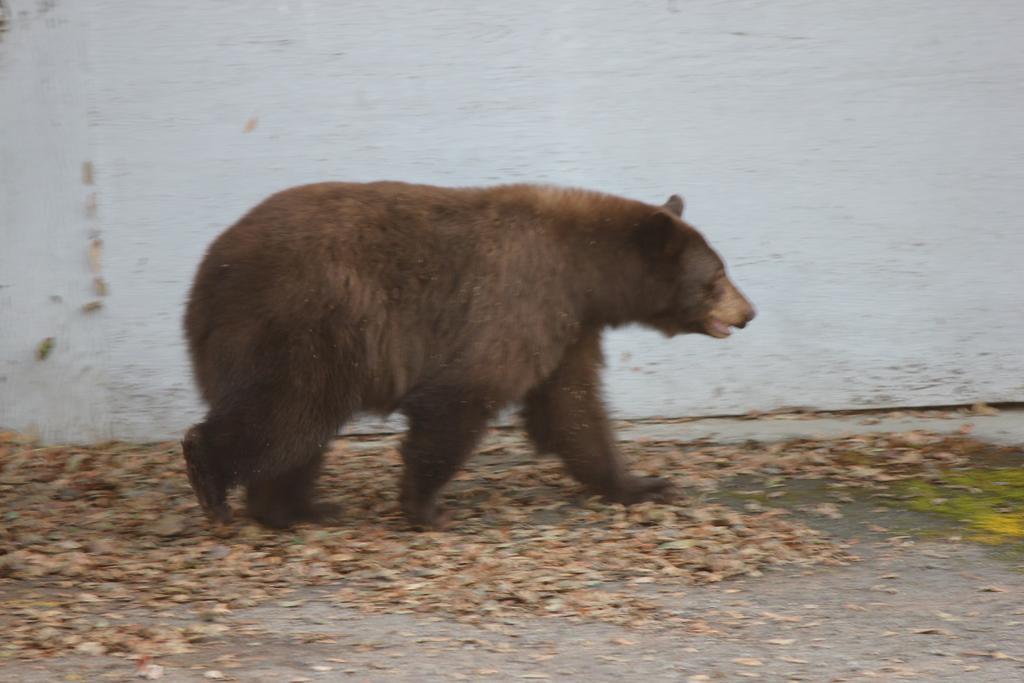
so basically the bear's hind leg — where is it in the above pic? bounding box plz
[182,423,232,525]
[245,449,343,529]
[185,380,346,531]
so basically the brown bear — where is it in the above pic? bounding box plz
[181,182,755,531]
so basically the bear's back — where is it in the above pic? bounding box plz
[185,181,646,407]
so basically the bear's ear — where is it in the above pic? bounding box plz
[633,210,684,258]
[663,194,685,217]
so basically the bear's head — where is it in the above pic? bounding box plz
[632,195,756,339]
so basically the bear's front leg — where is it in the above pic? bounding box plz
[523,331,675,505]
[399,388,493,530]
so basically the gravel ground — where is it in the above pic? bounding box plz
[4,540,1023,682]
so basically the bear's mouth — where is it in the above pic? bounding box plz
[705,318,734,339]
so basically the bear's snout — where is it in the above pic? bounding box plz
[704,277,755,338]
[735,301,756,328]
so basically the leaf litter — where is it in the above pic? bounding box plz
[0,428,1019,662]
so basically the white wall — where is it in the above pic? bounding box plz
[2,0,1023,443]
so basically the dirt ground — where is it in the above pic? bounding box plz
[2,408,1023,682]
[8,541,1024,682]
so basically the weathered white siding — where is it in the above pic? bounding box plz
[2,0,1023,443]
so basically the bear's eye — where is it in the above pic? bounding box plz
[707,271,726,295]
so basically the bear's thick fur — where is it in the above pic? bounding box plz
[182,182,755,530]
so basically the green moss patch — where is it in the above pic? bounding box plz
[897,468,1024,544]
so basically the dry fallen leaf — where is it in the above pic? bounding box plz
[1,429,1014,664]
[970,403,999,416]
[764,638,795,646]
[810,503,843,519]
[136,662,165,679]
[912,627,953,636]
